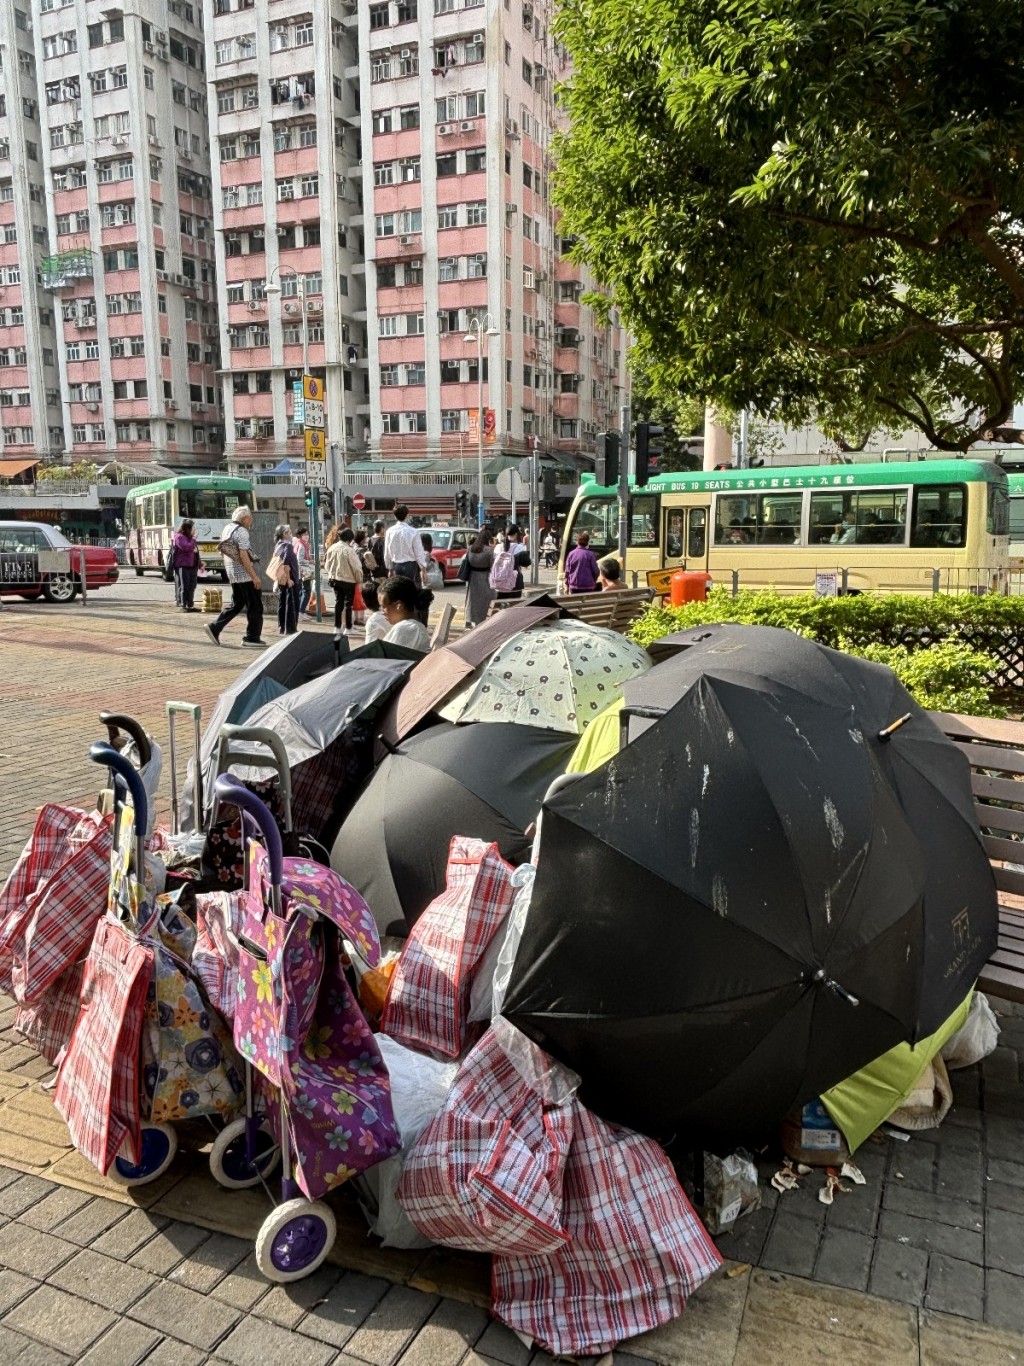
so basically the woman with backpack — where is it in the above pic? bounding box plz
[489,531,522,603]
[463,529,495,628]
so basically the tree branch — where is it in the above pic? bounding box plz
[775,317,1018,361]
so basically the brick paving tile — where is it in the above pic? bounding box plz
[0,1268,39,1317]
[2,1283,116,1355]
[298,1273,391,1350]
[460,1354,518,1366]
[0,1323,71,1366]
[985,1269,1024,1334]
[758,1209,822,1280]
[343,1283,440,1366]
[91,1209,172,1262]
[207,1253,271,1314]
[48,1247,158,1313]
[812,1228,874,1294]
[867,1239,929,1307]
[253,1263,343,1329]
[823,1186,881,1237]
[0,1174,59,1219]
[984,1208,1024,1277]
[923,1254,985,1320]
[167,1233,252,1295]
[217,1314,337,1366]
[986,1156,1024,1188]
[471,1322,533,1366]
[128,1280,241,1352]
[75,1318,164,1366]
[395,1298,491,1366]
[137,1338,208,1366]
[18,1186,93,1234]
[56,1196,127,1247]
[876,1209,984,1264]
[986,1181,1024,1215]
[0,1223,78,1279]
[881,1183,984,1231]
[888,1144,937,1193]
[127,1220,212,1275]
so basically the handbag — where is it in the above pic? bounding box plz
[457,555,472,584]
[266,553,291,588]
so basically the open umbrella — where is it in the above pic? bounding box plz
[624,624,998,1038]
[333,721,576,937]
[501,630,939,1150]
[390,604,560,742]
[235,655,417,847]
[436,620,650,736]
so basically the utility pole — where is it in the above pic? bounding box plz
[616,403,631,563]
[529,436,540,587]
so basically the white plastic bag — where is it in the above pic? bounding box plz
[354,1034,457,1248]
[942,991,1000,1070]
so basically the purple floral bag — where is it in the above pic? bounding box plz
[234,846,400,1199]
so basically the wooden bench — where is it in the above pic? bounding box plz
[931,711,1024,1003]
[488,586,654,635]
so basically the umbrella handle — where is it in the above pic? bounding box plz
[99,713,153,769]
[214,775,283,891]
[89,741,148,867]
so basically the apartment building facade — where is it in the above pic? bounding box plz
[1,0,223,469]
[206,0,366,483]
[358,0,626,470]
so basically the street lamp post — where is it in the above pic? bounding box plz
[464,314,500,527]
[265,266,308,380]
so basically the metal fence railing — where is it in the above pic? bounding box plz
[0,547,91,608]
[694,564,1009,598]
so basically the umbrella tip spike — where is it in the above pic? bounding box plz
[877,713,913,744]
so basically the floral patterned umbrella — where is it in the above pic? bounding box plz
[437,620,651,735]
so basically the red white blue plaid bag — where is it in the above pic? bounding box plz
[382,838,515,1060]
[491,1106,722,1356]
[396,1020,576,1254]
[0,804,112,1004]
[54,918,154,1172]
[193,890,244,1026]
[13,959,86,1066]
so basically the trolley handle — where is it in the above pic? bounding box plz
[166,700,203,834]
[99,713,152,769]
[89,741,148,855]
[216,724,293,831]
[214,775,283,889]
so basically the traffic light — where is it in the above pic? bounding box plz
[468,492,480,522]
[455,489,469,519]
[595,430,620,487]
[635,423,664,487]
[303,485,314,509]
[318,488,333,516]
[542,468,557,504]
[343,494,354,516]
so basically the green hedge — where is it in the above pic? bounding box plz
[628,589,1013,717]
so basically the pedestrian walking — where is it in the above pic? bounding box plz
[383,505,429,586]
[323,526,363,638]
[271,523,301,635]
[504,524,531,597]
[541,529,558,568]
[379,575,431,651]
[464,530,495,628]
[172,518,199,611]
[564,530,601,594]
[294,525,314,616]
[205,506,265,647]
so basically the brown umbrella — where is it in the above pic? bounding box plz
[386,605,561,743]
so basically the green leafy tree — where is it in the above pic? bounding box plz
[556,0,1024,452]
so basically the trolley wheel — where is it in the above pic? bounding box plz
[107,1122,178,1186]
[255,1198,336,1283]
[209,1117,280,1190]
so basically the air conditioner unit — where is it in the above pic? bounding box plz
[437,123,452,135]
[148,135,161,147]
[283,302,299,314]
[156,50,169,61]
[85,402,99,412]
[399,234,416,245]
[442,257,456,266]
[535,64,547,77]
[504,117,519,137]
[143,39,154,52]
[155,28,167,43]
[179,148,192,160]
[172,273,186,287]
[400,48,411,58]
[459,120,475,132]
[472,32,484,44]
[247,300,262,311]
[306,301,322,314]
[156,270,170,282]
[195,403,207,412]
[165,399,178,410]
[276,225,291,237]
[111,135,126,147]
[473,252,486,262]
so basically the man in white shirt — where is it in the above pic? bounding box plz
[206,506,265,647]
[383,505,428,586]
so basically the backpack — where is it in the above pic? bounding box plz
[489,546,518,593]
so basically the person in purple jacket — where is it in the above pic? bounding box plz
[172,518,199,611]
[564,530,601,593]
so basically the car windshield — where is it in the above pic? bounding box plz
[429,530,453,549]
[46,527,71,547]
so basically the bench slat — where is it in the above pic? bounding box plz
[949,741,1024,777]
[978,964,1024,1004]
[971,773,1024,807]
[981,834,1024,864]
[975,803,1024,837]
[994,866,1024,896]
[932,712,1024,746]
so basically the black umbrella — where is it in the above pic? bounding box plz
[333,720,576,937]
[501,626,947,1150]
[629,624,998,1037]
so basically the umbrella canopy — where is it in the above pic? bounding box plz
[234,656,416,846]
[501,631,940,1150]
[436,620,651,736]
[623,624,998,1038]
[390,604,560,741]
[333,720,576,937]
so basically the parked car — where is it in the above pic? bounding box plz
[0,522,119,603]
[424,527,474,581]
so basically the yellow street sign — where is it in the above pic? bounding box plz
[302,375,323,401]
[304,429,326,459]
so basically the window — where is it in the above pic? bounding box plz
[405,363,426,385]
[382,413,401,434]
[294,19,313,45]
[465,90,485,117]
[380,364,399,386]
[467,254,487,278]
[379,315,399,337]
[372,111,394,134]
[377,263,397,289]
[438,205,458,230]
[400,105,420,130]
[436,96,457,123]
[466,202,487,225]
[277,179,295,202]
[370,2,389,27]
[440,359,461,383]
[403,411,427,433]
[439,258,458,282]
[911,484,966,548]
[466,148,486,174]
[405,259,423,285]
[398,0,418,17]
[299,124,317,147]
[718,492,804,547]
[405,313,425,335]
[436,153,457,178]
[246,182,263,206]
[300,174,318,197]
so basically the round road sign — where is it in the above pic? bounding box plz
[352,493,366,511]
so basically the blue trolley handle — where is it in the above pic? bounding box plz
[214,775,284,916]
[89,741,148,874]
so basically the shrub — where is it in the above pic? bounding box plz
[628,588,1014,716]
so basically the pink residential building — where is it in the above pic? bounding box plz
[207,0,366,489]
[359,0,626,492]
[31,1,222,469]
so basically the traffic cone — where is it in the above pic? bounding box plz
[306,592,328,617]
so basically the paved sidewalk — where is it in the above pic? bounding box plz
[1,593,1023,1363]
